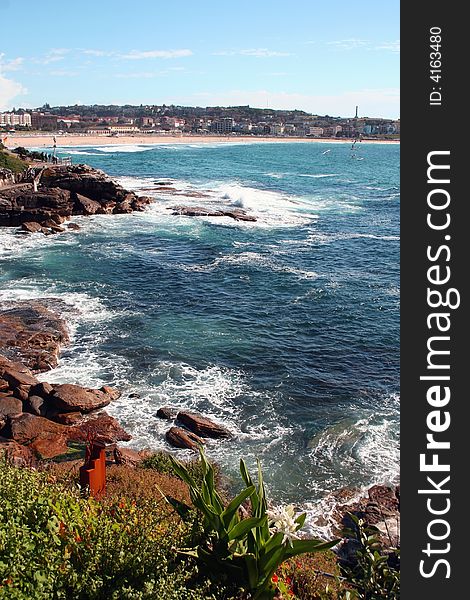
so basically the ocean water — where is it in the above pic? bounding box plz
[0,141,399,534]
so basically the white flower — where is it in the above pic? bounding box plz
[266,504,302,547]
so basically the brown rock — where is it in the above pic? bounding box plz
[52,411,83,426]
[0,396,23,417]
[0,438,37,467]
[0,303,69,372]
[68,411,131,444]
[13,386,29,402]
[21,221,43,233]
[30,381,53,399]
[8,412,68,445]
[66,222,80,230]
[50,383,118,413]
[156,406,178,420]
[113,446,147,466]
[171,205,257,222]
[74,193,102,215]
[100,385,121,401]
[166,426,204,450]
[176,411,231,439]
[1,367,38,389]
[30,432,70,459]
[23,395,47,416]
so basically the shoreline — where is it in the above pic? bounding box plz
[6,133,400,149]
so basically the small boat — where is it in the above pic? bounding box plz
[322,149,331,155]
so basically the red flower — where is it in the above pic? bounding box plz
[286,577,292,585]
[272,574,279,583]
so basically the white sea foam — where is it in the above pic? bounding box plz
[307,231,399,245]
[106,361,249,451]
[297,173,337,179]
[177,251,318,280]
[93,144,155,153]
[0,282,116,345]
[0,227,79,259]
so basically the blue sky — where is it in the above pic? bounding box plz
[0,0,399,118]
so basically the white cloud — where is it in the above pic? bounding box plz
[121,49,193,60]
[0,55,24,72]
[0,74,27,110]
[214,48,292,57]
[327,39,400,53]
[374,40,400,53]
[36,48,71,65]
[82,49,115,57]
[49,70,79,77]
[186,88,399,119]
[115,72,163,79]
[328,39,369,50]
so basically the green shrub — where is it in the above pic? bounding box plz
[0,149,27,173]
[0,458,214,599]
[164,447,339,600]
[142,450,207,486]
[339,513,400,599]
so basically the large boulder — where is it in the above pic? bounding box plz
[176,411,231,439]
[113,446,151,466]
[0,438,37,467]
[156,406,178,420]
[0,356,39,403]
[166,426,204,450]
[0,396,23,417]
[0,303,69,371]
[50,383,120,413]
[0,187,74,226]
[68,411,132,444]
[74,193,102,215]
[8,412,68,445]
[171,206,256,222]
[6,412,69,458]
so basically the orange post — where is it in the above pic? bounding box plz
[79,441,106,499]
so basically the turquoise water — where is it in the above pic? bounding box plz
[0,141,399,530]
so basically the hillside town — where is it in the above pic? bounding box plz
[1,104,399,140]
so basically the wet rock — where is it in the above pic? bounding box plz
[21,221,44,233]
[74,193,101,215]
[0,303,69,371]
[177,411,231,439]
[1,164,153,227]
[166,426,204,450]
[0,366,38,389]
[66,222,80,230]
[50,383,119,413]
[171,205,256,222]
[156,406,178,420]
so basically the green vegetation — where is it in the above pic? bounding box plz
[0,148,28,173]
[0,452,399,599]
[340,514,400,599]
[166,448,338,599]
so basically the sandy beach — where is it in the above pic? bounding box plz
[5,133,399,149]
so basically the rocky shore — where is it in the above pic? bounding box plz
[0,163,153,232]
[0,159,398,547]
